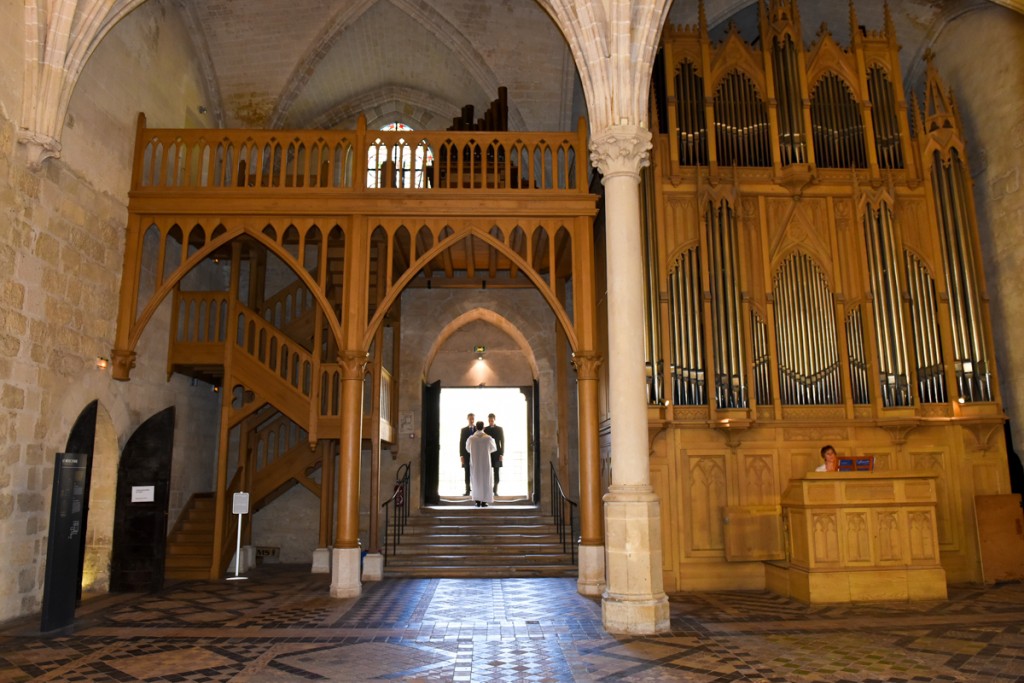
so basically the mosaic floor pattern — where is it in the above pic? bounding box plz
[1,566,1023,681]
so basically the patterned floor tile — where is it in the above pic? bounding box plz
[2,566,1024,681]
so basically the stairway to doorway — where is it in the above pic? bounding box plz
[383,503,577,578]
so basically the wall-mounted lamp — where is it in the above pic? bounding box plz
[474,345,486,360]
[198,105,208,114]
[95,357,109,370]
[957,396,966,404]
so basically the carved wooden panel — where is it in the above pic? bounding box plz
[687,453,727,553]
[739,452,778,506]
[910,449,956,549]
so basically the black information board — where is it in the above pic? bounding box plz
[40,452,90,632]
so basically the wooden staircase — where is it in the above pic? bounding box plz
[165,493,216,580]
[383,504,577,578]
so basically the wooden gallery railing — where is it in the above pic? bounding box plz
[131,113,589,196]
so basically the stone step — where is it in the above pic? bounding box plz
[389,543,571,557]
[383,503,576,579]
[383,565,578,579]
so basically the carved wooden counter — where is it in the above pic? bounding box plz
[768,472,947,604]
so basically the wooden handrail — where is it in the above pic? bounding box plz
[380,462,411,565]
[260,279,317,334]
[549,462,578,564]
[235,305,316,397]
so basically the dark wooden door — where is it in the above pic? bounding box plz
[109,407,175,592]
[421,380,441,505]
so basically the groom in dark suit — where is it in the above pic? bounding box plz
[459,413,475,496]
[484,413,504,495]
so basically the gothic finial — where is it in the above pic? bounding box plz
[698,0,708,37]
[883,0,895,39]
[848,0,861,45]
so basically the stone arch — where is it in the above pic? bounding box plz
[423,308,541,383]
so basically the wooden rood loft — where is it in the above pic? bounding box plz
[111,103,600,579]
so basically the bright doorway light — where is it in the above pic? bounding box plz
[439,387,528,499]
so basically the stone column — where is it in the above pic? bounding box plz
[589,125,670,634]
[331,351,367,598]
[573,351,605,596]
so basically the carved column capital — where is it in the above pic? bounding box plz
[572,351,602,380]
[589,125,652,180]
[339,351,368,379]
[110,349,136,381]
[16,129,62,170]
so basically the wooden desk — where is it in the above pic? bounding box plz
[769,471,947,603]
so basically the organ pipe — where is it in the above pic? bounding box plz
[863,201,911,406]
[811,74,867,169]
[773,253,840,404]
[932,150,992,401]
[867,67,903,170]
[676,62,708,166]
[640,166,664,404]
[670,247,706,405]
[706,200,747,408]
[751,311,771,406]
[845,307,871,404]
[904,251,947,403]
[713,72,771,168]
[772,35,806,166]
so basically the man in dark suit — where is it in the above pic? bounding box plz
[459,413,475,496]
[484,413,504,495]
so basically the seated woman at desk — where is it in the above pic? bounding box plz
[816,445,839,472]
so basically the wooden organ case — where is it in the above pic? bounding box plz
[640,0,1011,594]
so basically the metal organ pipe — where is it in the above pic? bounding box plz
[774,253,840,405]
[707,200,747,408]
[932,150,991,401]
[868,67,903,170]
[950,152,989,398]
[670,248,707,406]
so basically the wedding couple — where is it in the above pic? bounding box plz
[458,412,504,506]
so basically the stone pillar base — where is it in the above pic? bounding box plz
[311,547,331,574]
[577,544,606,596]
[602,593,670,634]
[362,553,384,581]
[330,547,362,598]
[602,487,670,634]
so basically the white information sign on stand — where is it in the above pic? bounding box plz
[232,492,250,515]
[227,491,250,581]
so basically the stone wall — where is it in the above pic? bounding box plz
[0,1,220,623]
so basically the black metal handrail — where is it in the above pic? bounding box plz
[549,462,579,564]
[381,462,411,566]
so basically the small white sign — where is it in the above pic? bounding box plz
[232,492,250,515]
[131,485,155,503]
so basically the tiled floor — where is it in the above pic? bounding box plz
[1,566,1023,681]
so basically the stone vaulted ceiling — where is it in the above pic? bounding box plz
[174,0,1002,132]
